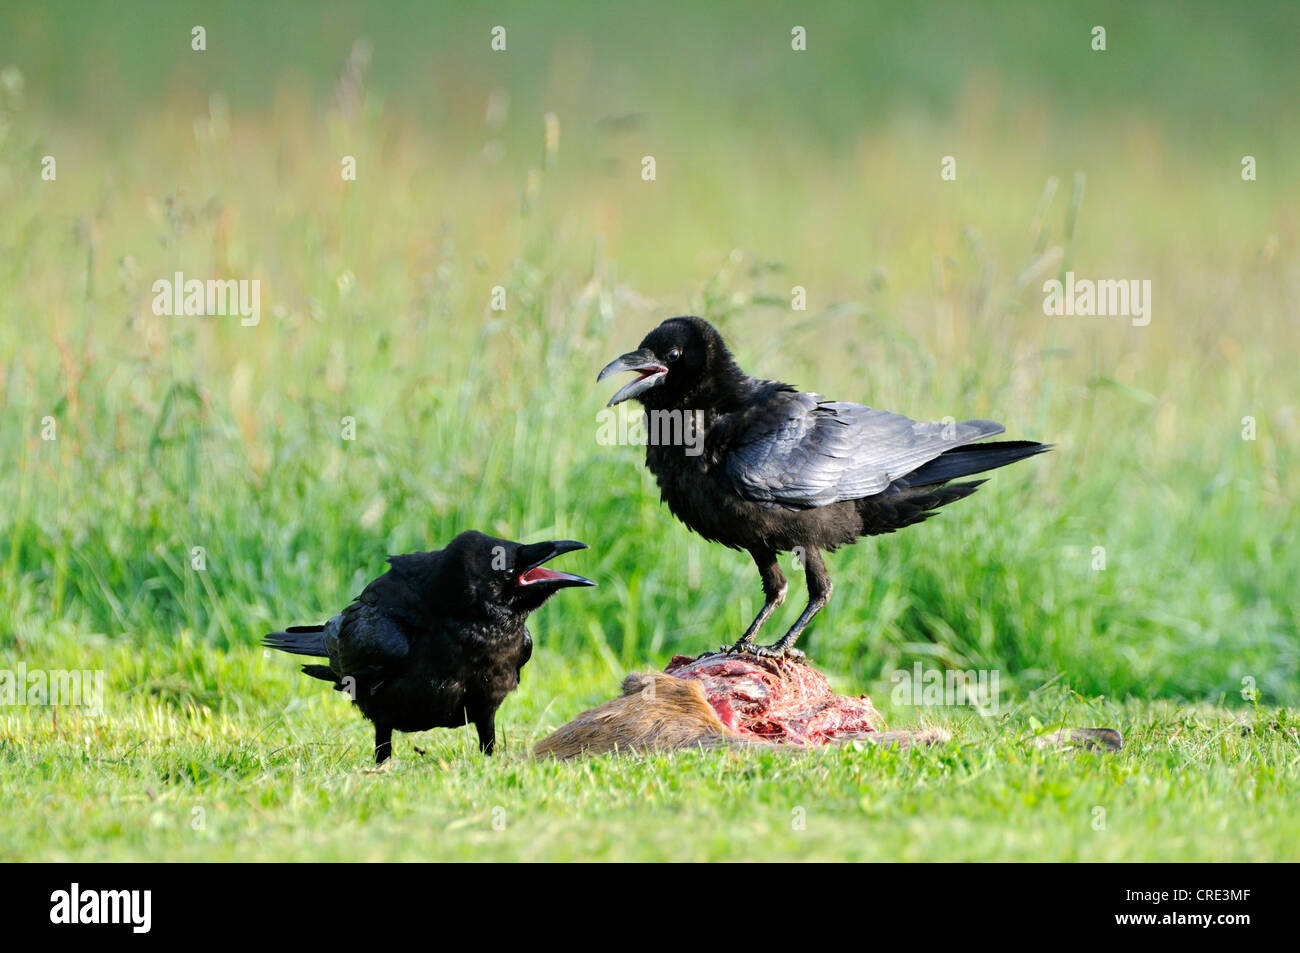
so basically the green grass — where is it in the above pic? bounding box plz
[1,1,1297,860]
[3,649,1297,861]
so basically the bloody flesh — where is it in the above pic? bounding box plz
[665,653,885,744]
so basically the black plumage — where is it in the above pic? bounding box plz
[598,316,1049,659]
[264,531,595,762]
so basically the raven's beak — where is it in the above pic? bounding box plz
[515,540,597,589]
[597,349,668,407]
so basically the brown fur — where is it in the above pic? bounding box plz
[1031,727,1124,752]
[533,672,727,759]
[533,671,951,759]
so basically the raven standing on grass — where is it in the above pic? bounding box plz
[264,531,595,763]
[598,316,1049,660]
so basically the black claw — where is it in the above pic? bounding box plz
[715,639,808,661]
[744,643,807,661]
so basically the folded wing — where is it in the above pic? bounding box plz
[724,392,1005,508]
[330,598,412,685]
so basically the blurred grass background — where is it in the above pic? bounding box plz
[1,0,1297,715]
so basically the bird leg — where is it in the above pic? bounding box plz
[743,548,832,660]
[726,550,788,654]
[374,724,393,764]
[476,716,496,756]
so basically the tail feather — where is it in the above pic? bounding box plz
[300,664,342,685]
[856,479,985,533]
[904,440,1050,486]
[262,624,329,658]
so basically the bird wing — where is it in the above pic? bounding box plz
[517,628,533,682]
[328,590,413,684]
[324,550,448,681]
[723,391,1005,508]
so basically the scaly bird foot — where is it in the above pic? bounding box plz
[728,640,806,662]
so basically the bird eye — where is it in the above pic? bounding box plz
[667,348,682,363]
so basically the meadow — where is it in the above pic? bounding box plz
[1,1,1297,861]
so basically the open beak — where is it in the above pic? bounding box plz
[514,540,597,590]
[597,349,668,406]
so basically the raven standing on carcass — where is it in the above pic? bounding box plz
[598,316,1048,660]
